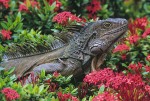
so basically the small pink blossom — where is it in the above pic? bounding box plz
[127,34,140,44]
[48,0,62,12]
[113,44,130,53]
[145,85,150,95]
[134,17,148,30]
[53,11,82,25]
[53,71,60,77]
[83,68,115,85]
[128,62,143,74]
[128,23,136,35]
[19,0,40,12]
[19,4,28,12]
[121,54,127,60]
[0,29,12,40]
[0,0,9,8]
[145,66,150,72]
[146,54,150,61]
[86,0,101,19]
[1,88,20,101]
[92,92,118,101]
[142,28,150,38]
[57,92,79,101]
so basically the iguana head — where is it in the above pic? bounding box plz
[88,18,128,55]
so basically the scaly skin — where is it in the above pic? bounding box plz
[0,18,128,78]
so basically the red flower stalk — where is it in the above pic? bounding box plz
[49,82,57,92]
[0,0,9,8]
[78,83,88,99]
[22,72,39,85]
[142,28,150,38]
[30,72,39,85]
[44,79,58,92]
[1,88,20,101]
[92,92,119,101]
[18,75,29,86]
[113,44,130,53]
[53,11,82,25]
[0,29,12,40]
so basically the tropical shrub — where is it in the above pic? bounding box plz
[0,0,150,101]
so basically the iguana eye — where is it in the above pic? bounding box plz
[102,22,112,28]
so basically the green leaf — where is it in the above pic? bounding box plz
[8,67,15,75]
[81,98,87,101]
[40,69,46,79]
[7,16,12,24]
[71,88,78,94]
[83,0,89,4]
[1,22,8,29]
[10,74,17,81]
[121,63,128,67]
[39,85,44,94]
[98,85,105,94]
[50,2,56,11]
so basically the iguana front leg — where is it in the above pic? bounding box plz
[31,58,82,76]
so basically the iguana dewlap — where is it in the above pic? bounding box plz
[0,18,128,78]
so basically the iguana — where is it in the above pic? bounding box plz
[0,18,128,78]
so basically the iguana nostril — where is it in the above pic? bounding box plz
[90,46,103,54]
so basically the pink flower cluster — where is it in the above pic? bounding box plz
[128,62,143,74]
[113,44,130,53]
[86,0,101,19]
[143,28,150,38]
[48,0,62,12]
[128,17,149,38]
[134,17,148,30]
[84,68,150,101]
[92,92,118,101]
[83,68,115,85]
[0,0,9,8]
[19,0,40,12]
[53,11,82,25]
[1,88,20,101]
[57,92,79,101]
[113,17,149,54]
[126,34,140,44]
[0,29,12,40]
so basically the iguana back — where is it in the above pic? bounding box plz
[1,45,67,77]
